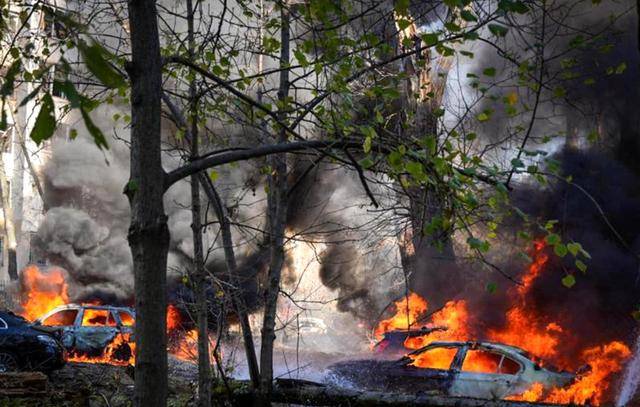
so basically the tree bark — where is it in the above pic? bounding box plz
[0,136,18,281]
[199,173,261,388]
[125,1,169,406]
[185,0,212,405]
[259,3,290,395]
[394,11,457,305]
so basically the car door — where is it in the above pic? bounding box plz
[73,308,119,354]
[38,308,80,349]
[449,345,523,399]
[115,310,135,338]
[392,344,463,394]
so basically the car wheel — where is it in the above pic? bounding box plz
[0,352,18,372]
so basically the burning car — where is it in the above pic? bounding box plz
[373,327,446,357]
[327,340,575,400]
[33,304,134,361]
[0,311,66,372]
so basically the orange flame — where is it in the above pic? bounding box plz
[17,265,219,367]
[20,265,69,321]
[374,239,632,405]
[68,333,136,366]
[374,292,427,339]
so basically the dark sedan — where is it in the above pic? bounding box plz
[0,311,66,372]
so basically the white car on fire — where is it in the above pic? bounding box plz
[327,340,576,400]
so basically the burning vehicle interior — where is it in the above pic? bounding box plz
[34,304,135,363]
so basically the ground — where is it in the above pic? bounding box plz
[0,357,197,406]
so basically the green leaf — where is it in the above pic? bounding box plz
[77,41,126,89]
[486,282,497,294]
[575,260,587,273]
[511,158,524,168]
[554,243,568,257]
[460,10,478,22]
[387,151,403,170]
[394,0,410,15]
[209,170,219,182]
[80,106,109,150]
[615,62,627,74]
[420,33,439,47]
[397,18,411,30]
[405,161,427,182]
[545,233,560,245]
[553,86,566,98]
[30,93,56,145]
[125,180,139,193]
[18,84,44,107]
[358,156,374,169]
[52,80,82,108]
[467,237,490,252]
[483,67,496,77]
[363,136,372,154]
[488,24,508,37]
[567,242,580,256]
[561,274,576,288]
[477,112,491,122]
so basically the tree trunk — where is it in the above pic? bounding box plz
[199,173,261,388]
[186,1,212,405]
[394,12,457,305]
[125,1,169,406]
[259,4,290,396]
[0,137,18,281]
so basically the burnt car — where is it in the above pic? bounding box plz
[327,341,575,400]
[33,304,134,357]
[0,311,66,372]
[373,327,446,357]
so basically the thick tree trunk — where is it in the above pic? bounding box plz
[259,4,290,395]
[394,13,457,304]
[199,173,261,387]
[0,139,18,281]
[125,1,169,406]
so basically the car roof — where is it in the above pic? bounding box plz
[0,311,29,326]
[41,303,135,314]
[409,340,529,356]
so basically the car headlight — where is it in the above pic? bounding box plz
[37,335,58,347]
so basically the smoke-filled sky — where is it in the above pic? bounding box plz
[26,0,640,351]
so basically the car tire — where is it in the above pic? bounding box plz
[0,352,18,372]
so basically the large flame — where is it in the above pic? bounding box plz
[374,239,632,405]
[20,265,69,321]
[17,266,217,366]
[374,292,427,339]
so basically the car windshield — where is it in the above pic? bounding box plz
[42,309,78,326]
[407,345,459,370]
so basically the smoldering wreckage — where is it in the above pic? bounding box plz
[0,237,637,407]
